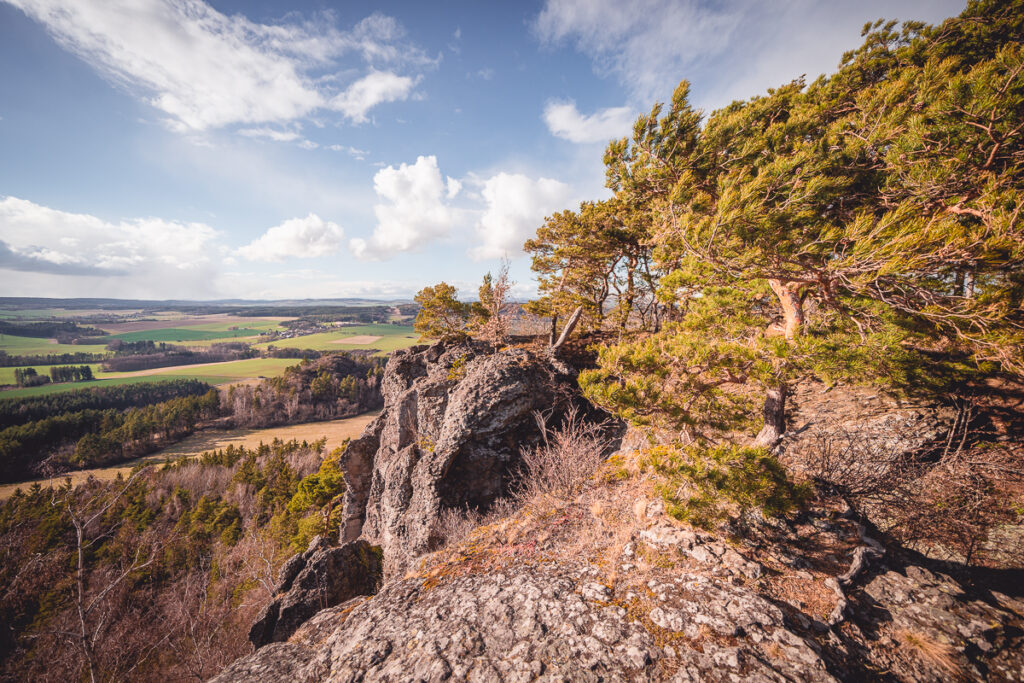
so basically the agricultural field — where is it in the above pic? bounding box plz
[0,357,298,399]
[253,323,419,354]
[0,334,110,356]
[0,364,103,386]
[0,308,143,319]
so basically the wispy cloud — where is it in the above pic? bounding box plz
[534,0,964,111]
[6,0,435,132]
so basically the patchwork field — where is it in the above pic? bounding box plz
[254,324,418,354]
[0,357,298,399]
[0,410,380,500]
[0,334,110,356]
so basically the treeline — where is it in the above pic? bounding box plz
[11,365,93,387]
[0,438,345,680]
[0,379,212,430]
[0,320,107,343]
[228,353,385,427]
[0,350,109,367]
[0,390,221,483]
[101,342,255,372]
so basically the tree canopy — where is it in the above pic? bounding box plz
[529,0,1023,445]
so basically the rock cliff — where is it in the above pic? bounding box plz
[338,340,584,578]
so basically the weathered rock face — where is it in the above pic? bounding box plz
[215,563,836,683]
[248,538,382,649]
[339,340,581,577]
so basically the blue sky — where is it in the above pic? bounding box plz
[0,0,965,301]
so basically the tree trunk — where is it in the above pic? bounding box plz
[768,279,805,339]
[754,384,788,448]
[552,306,584,351]
[549,314,558,346]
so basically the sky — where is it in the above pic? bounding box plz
[0,0,966,301]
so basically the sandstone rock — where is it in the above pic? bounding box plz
[340,340,585,577]
[248,539,382,649]
[216,565,836,683]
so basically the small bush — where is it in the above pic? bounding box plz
[642,443,812,529]
[514,407,612,503]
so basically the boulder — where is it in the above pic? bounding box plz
[248,538,382,649]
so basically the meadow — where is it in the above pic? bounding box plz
[0,334,110,356]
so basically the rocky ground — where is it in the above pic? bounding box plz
[214,340,1024,682]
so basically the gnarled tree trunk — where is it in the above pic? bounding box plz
[754,385,788,448]
[768,279,805,340]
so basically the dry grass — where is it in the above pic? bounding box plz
[897,629,963,679]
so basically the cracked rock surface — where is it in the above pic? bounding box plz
[214,563,835,683]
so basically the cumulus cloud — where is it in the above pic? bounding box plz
[238,127,302,142]
[470,173,571,261]
[0,195,224,297]
[543,100,635,143]
[349,155,455,260]
[7,0,432,131]
[533,0,964,110]
[238,213,344,261]
[329,70,419,123]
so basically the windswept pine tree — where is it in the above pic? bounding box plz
[550,0,1024,445]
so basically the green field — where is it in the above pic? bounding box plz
[0,364,103,386]
[252,324,419,354]
[0,334,110,356]
[105,327,271,343]
[0,357,298,399]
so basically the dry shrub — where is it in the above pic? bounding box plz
[159,462,234,499]
[435,498,516,548]
[514,407,612,504]
[786,402,1024,567]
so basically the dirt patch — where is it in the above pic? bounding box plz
[0,411,380,500]
[330,335,383,344]
[102,359,258,378]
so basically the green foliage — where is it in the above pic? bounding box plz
[575,2,1024,440]
[641,444,812,529]
[446,356,467,381]
[414,282,472,340]
[176,496,242,546]
[287,448,346,515]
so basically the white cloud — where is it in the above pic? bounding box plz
[238,213,344,261]
[349,155,455,260]
[446,176,462,199]
[7,0,432,131]
[329,70,419,123]
[0,195,224,297]
[470,173,571,260]
[543,100,635,143]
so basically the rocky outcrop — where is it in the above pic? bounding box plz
[339,340,583,577]
[215,563,836,682]
[248,538,382,649]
